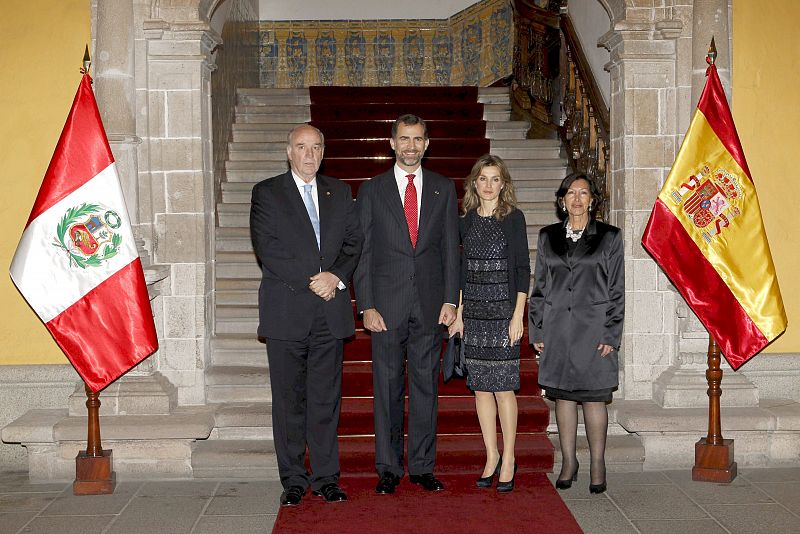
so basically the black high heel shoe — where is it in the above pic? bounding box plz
[496,463,518,493]
[589,468,607,494]
[476,457,502,488]
[555,461,579,490]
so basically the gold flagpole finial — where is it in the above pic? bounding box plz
[706,36,717,66]
[82,45,91,74]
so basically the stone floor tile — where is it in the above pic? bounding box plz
[740,467,800,483]
[204,494,274,516]
[106,495,209,534]
[0,473,68,494]
[562,497,638,534]
[138,480,219,498]
[0,512,37,534]
[608,471,672,485]
[19,515,115,534]
[0,493,60,514]
[208,480,283,514]
[753,482,800,516]
[609,484,709,520]
[193,515,276,533]
[632,518,728,534]
[705,503,800,534]
[664,472,773,505]
[41,482,142,516]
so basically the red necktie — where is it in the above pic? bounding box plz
[404,174,418,248]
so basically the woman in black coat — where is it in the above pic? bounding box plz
[449,154,530,492]
[529,173,624,494]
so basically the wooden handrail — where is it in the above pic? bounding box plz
[512,1,611,219]
[560,14,609,138]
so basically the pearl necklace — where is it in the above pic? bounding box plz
[565,221,585,242]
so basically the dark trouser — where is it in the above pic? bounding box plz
[267,305,343,491]
[371,298,441,478]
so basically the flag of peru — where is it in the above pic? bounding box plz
[9,74,158,392]
[642,64,786,370]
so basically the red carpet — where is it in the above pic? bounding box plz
[273,474,582,534]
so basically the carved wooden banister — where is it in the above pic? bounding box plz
[512,0,611,220]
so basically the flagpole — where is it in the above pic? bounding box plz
[691,38,737,483]
[71,46,117,496]
[692,335,737,482]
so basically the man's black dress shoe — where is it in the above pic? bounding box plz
[312,483,347,502]
[409,473,444,491]
[375,473,401,494]
[280,486,305,507]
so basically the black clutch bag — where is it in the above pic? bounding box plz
[443,334,467,382]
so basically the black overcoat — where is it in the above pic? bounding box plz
[529,219,624,391]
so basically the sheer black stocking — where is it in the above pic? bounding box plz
[582,401,608,485]
[554,399,578,481]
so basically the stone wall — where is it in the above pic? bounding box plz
[257,0,513,87]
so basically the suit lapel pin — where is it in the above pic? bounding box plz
[325,191,331,196]
[434,190,440,195]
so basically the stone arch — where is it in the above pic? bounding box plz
[149,0,235,23]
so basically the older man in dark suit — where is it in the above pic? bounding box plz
[250,124,362,507]
[354,114,459,495]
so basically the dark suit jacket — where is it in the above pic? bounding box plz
[354,168,459,329]
[459,208,531,305]
[529,219,624,391]
[250,171,363,341]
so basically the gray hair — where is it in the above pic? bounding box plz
[287,124,325,147]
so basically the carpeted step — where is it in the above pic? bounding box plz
[341,360,540,397]
[310,103,484,122]
[338,433,554,475]
[310,85,479,104]
[321,138,490,158]
[339,396,549,436]
[320,157,477,178]
[311,120,487,139]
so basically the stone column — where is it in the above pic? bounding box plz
[95,0,143,241]
[690,0,731,108]
[89,0,171,398]
[599,4,684,401]
[142,14,221,405]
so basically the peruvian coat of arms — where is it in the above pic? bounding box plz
[53,203,123,268]
[669,165,744,243]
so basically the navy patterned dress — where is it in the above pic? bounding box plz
[462,214,520,392]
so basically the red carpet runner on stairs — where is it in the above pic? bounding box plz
[274,86,579,533]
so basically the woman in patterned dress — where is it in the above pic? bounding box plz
[449,155,530,492]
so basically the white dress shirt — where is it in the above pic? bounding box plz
[393,164,422,219]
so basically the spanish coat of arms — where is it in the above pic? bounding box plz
[669,165,744,244]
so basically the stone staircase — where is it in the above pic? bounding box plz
[193,87,638,478]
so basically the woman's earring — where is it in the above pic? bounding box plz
[589,201,593,210]
[561,203,566,212]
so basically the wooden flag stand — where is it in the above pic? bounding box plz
[73,383,116,495]
[692,336,737,482]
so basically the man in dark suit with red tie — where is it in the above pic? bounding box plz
[250,125,362,507]
[354,115,459,495]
